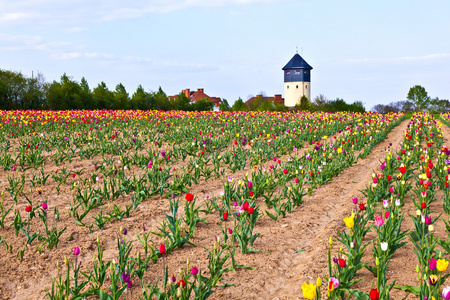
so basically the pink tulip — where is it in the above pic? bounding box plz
[375,216,384,226]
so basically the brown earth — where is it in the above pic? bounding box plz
[1,117,449,300]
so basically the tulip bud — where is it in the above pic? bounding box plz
[64,256,69,266]
[416,265,420,273]
[429,225,434,232]
[316,277,322,287]
[376,257,379,266]
[329,236,333,246]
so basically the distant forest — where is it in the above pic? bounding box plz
[0,69,214,111]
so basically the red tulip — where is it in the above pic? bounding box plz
[283,169,288,175]
[223,212,228,221]
[159,244,166,254]
[369,288,380,300]
[386,176,392,181]
[428,162,433,169]
[177,280,186,288]
[72,173,76,178]
[248,190,254,198]
[185,193,194,202]
[338,258,346,268]
[359,203,366,210]
[398,166,406,174]
[248,207,254,214]
[243,202,249,211]
[25,206,32,213]
[446,182,449,188]
[421,202,427,209]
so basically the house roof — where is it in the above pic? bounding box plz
[282,53,313,70]
[169,89,222,107]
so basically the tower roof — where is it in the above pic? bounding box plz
[282,53,313,70]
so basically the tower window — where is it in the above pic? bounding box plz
[305,85,308,89]
[287,85,289,89]
[296,85,298,89]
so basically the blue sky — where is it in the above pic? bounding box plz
[1,0,449,110]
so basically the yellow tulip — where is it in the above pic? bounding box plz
[437,259,449,272]
[301,282,317,300]
[343,213,355,229]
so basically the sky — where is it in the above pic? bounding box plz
[1,0,450,110]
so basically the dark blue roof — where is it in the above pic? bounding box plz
[282,53,313,70]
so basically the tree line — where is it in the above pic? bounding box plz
[0,69,214,111]
[219,94,366,113]
[372,85,449,114]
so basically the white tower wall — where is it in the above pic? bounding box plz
[283,81,310,107]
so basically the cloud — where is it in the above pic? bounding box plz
[347,53,450,64]
[66,27,88,33]
[0,0,290,24]
[0,33,217,72]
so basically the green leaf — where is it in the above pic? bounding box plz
[394,285,420,296]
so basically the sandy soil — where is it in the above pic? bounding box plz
[1,117,448,300]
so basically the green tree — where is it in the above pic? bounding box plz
[113,83,129,109]
[231,98,248,111]
[407,85,430,111]
[257,99,275,111]
[130,84,151,110]
[191,98,214,111]
[60,73,84,109]
[0,69,28,109]
[296,96,310,110]
[171,92,191,111]
[350,101,365,113]
[219,99,231,111]
[248,95,266,111]
[153,87,170,111]
[93,82,115,109]
[79,77,94,109]
[429,97,450,114]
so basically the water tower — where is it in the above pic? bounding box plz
[282,53,313,107]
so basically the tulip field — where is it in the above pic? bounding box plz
[3,110,450,299]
